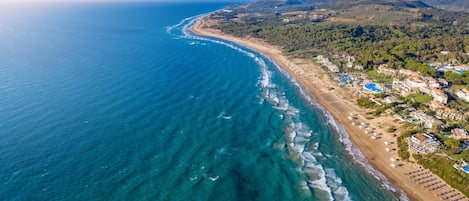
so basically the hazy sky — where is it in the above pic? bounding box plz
[0,0,247,12]
[0,0,246,2]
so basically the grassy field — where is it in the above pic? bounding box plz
[334,4,415,25]
[365,70,393,83]
[408,93,433,103]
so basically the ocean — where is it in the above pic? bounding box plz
[0,3,402,201]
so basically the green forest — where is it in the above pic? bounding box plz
[217,22,469,70]
[211,1,469,83]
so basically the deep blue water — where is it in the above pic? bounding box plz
[0,3,403,201]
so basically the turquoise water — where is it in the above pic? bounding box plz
[364,83,383,93]
[0,3,404,201]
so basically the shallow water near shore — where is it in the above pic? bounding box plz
[0,3,400,200]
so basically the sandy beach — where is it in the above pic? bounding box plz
[191,16,468,201]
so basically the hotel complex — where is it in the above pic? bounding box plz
[409,134,439,154]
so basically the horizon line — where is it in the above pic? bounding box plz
[0,0,246,3]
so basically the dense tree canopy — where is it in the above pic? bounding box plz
[216,21,469,72]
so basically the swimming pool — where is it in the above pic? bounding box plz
[463,166,469,173]
[364,83,383,93]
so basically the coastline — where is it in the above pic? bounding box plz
[191,16,468,201]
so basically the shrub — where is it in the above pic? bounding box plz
[357,97,374,108]
[387,127,397,133]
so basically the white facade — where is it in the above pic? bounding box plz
[315,55,339,73]
[455,88,469,102]
[410,110,435,128]
[392,79,412,96]
[409,134,439,154]
[377,65,397,76]
[452,128,469,140]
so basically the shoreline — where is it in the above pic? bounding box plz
[190,15,468,201]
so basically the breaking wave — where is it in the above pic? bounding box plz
[168,14,407,201]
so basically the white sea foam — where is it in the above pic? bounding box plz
[282,113,334,200]
[166,15,199,35]
[305,161,334,201]
[293,143,305,154]
[209,175,219,181]
[312,142,319,150]
[251,48,336,199]
[217,111,225,119]
[216,111,232,120]
[169,14,408,200]
[294,136,308,144]
[203,174,219,181]
[324,109,409,201]
[300,180,310,191]
[301,151,316,162]
[325,168,352,201]
[273,106,288,111]
[249,40,410,201]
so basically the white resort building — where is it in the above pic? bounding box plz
[392,78,412,96]
[408,134,439,154]
[430,101,467,121]
[419,86,448,104]
[315,55,339,73]
[377,65,397,76]
[452,128,469,140]
[404,75,428,89]
[399,69,419,77]
[409,110,437,129]
[455,88,469,102]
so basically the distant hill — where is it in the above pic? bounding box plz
[328,0,431,9]
[251,0,432,8]
[421,0,469,10]
[239,0,469,26]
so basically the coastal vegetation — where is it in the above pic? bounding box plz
[357,97,375,108]
[207,0,469,197]
[397,130,414,161]
[415,154,469,196]
[212,1,469,93]
[386,126,397,133]
[218,22,469,71]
